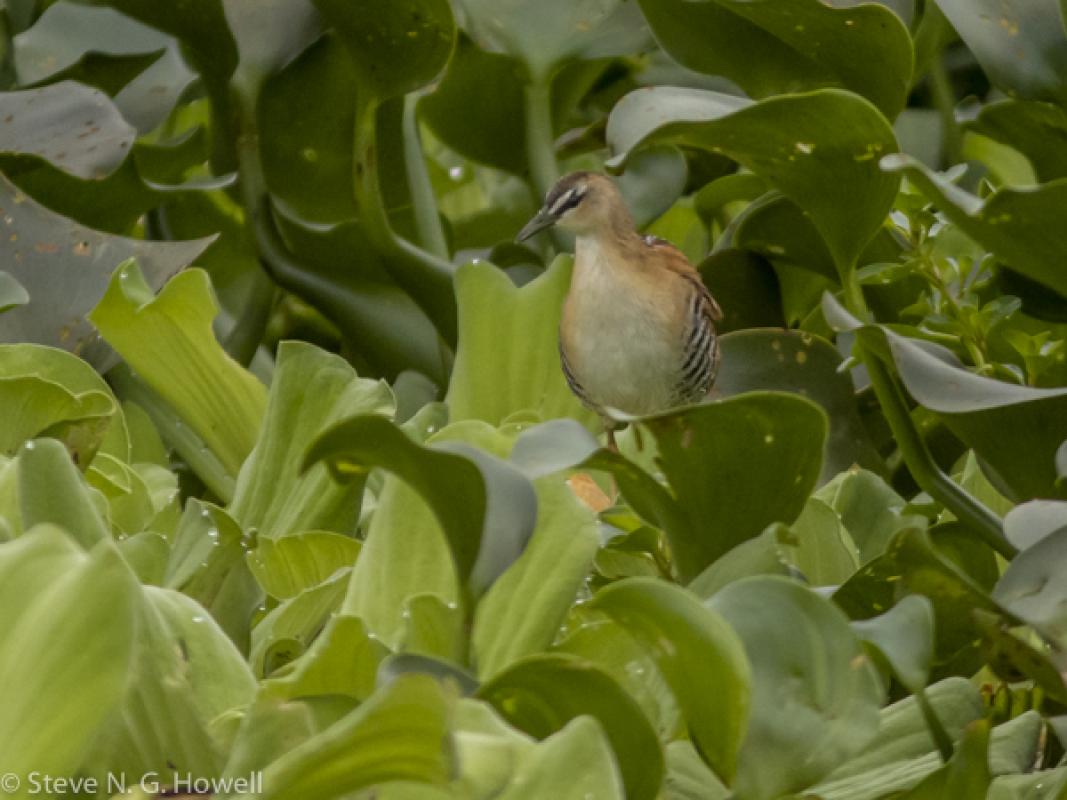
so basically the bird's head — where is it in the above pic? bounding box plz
[517,172,626,241]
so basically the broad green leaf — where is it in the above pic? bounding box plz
[698,250,785,333]
[420,35,528,174]
[664,740,731,800]
[86,586,257,782]
[89,261,267,497]
[250,570,350,676]
[87,0,238,94]
[164,499,260,650]
[0,82,134,178]
[932,0,1067,105]
[687,528,793,600]
[608,88,900,273]
[590,577,751,785]
[223,0,321,102]
[812,711,1041,800]
[229,341,394,539]
[456,0,648,82]
[556,617,683,741]
[780,497,861,586]
[0,343,123,466]
[477,653,664,800]
[817,677,983,787]
[248,532,362,599]
[969,99,1067,182]
[816,467,928,563]
[884,153,1067,301]
[0,529,137,787]
[637,0,913,118]
[852,595,936,692]
[243,675,453,800]
[17,438,110,547]
[511,395,826,581]
[472,471,599,679]
[494,716,625,800]
[261,614,390,703]
[708,576,884,799]
[0,174,214,369]
[314,0,455,101]
[13,1,194,132]
[1004,500,1067,550]
[0,272,29,313]
[994,527,1067,647]
[988,768,1067,800]
[900,720,991,799]
[307,416,537,597]
[826,292,1067,500]
[640,393,827,578]
[85,452,158,535]
[446,258,596,428]
[716,329,882,483]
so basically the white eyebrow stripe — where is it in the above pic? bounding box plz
[549,188,584,216]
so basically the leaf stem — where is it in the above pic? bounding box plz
[403,94,449,260]
[929,56,963,166]
[916,686,955,762]
[857,340,1016,559]
[523,77,560,201]
[352,92,458,345]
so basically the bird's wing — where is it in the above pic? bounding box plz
[640,235,723,403]
[642,235,722,321]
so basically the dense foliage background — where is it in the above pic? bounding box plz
[3,0,1067,797]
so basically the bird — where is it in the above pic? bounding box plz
[517,171,722,448]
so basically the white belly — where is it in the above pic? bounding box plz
[563,243,680,417]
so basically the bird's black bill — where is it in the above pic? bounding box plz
[516,208,557,241]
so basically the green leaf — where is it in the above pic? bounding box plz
[13,1,193,132]
[89,261,268,498]
[250,570,350,676]
[608,88,900,274]
[0,343,122,466]
[244,674,453,800]
[446,258,597,428]
[307,416,537,598]
[816,467,929,563]
[229,341,394,539]
[932,0,1067,105]
[313,0,455,101]
[472,470,599,678]
[0,272,29,313]
[640,393,827,578]
[223,0,321,102]
[827,293,1067,500]
[852,595,936,692]
[708,576,885,798]
[883,153,1067,301]
[637,0,913,119]
[589,577,751,785]
[0,81,134,178]
[248,532,362,599]
[0,529,137,785]
[17,438,110,547]
[85,586,257,782]
[478,653,664,800]
[261,614,390,702]
[698,250,785,333]
[780,497,861,586]
[87,0,238,94]
[716,329,882,483]
[994,527,1067,647]
[969,99,1067,183]
[456,0,648,82]
[0,174,214,370]
[901,720,991,800]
